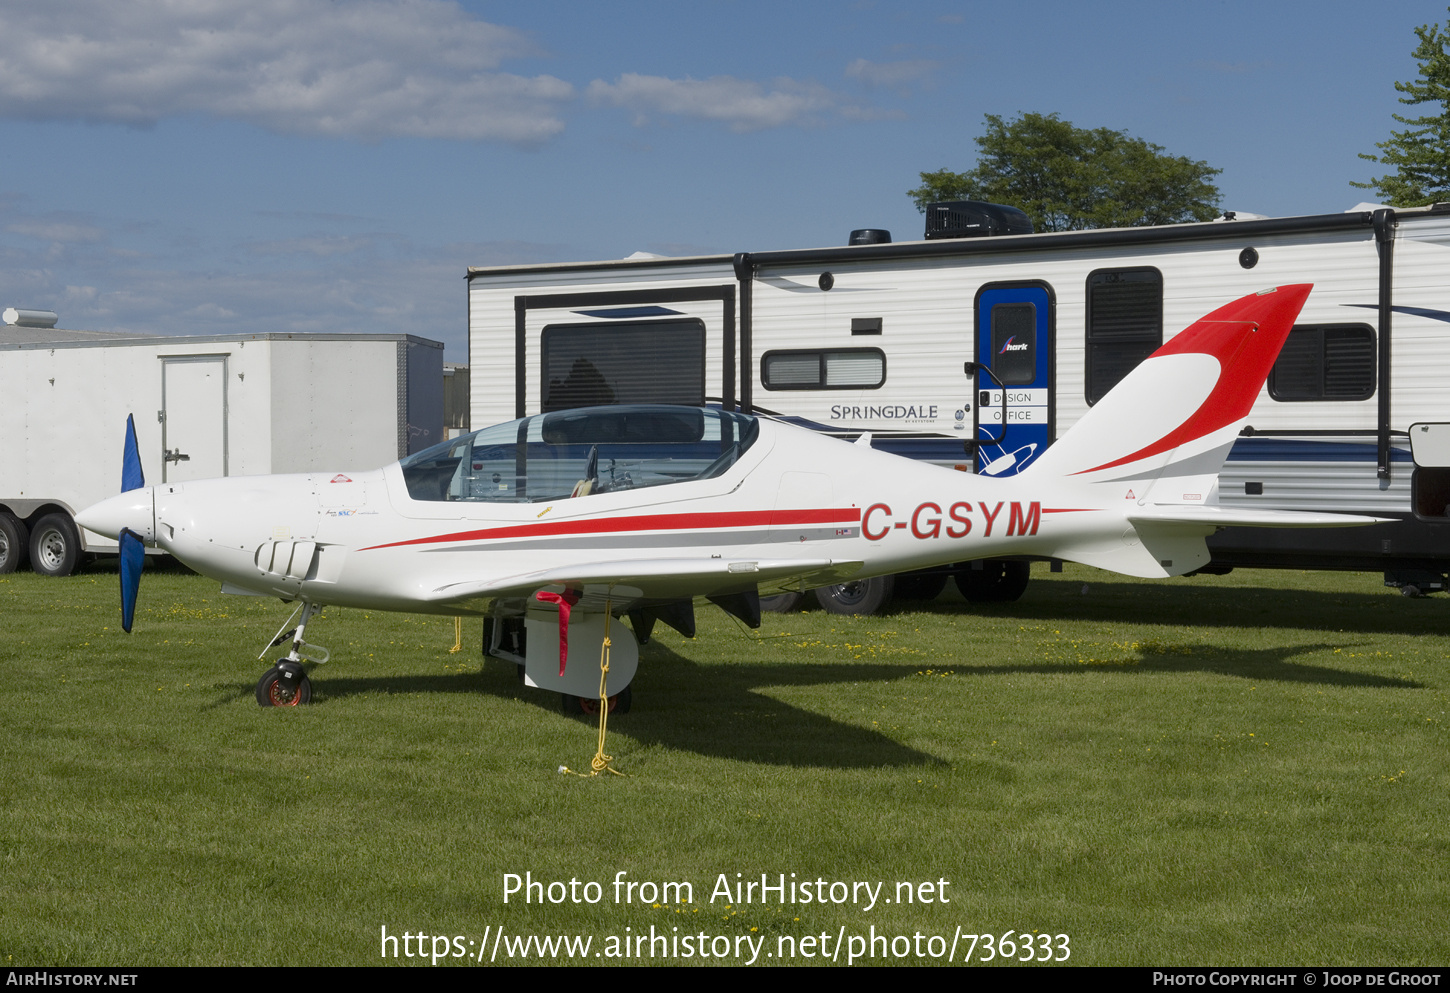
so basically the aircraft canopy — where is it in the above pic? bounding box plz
[400,405,759,504]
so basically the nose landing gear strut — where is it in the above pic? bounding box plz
[255,601,329,707]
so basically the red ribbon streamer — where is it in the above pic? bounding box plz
[533,590,580,675]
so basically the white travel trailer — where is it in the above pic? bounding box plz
[466,203,1450,611]
[0,329,444,576]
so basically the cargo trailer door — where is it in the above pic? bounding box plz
[160,355,228,482]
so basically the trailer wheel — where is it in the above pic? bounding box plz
[813,575,894,615]
[0,512,27,574]
[893,568,948,602]
[955,560,1030,602]
[760,592,804,613]
[29,513,81,577]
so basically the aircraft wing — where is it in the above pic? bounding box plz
[424,556,865,610]
[1127,505,1386,529]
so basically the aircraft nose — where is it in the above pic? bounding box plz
[76,489,156,544]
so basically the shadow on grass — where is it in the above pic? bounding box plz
[225,623,1419,769]
[622,641,946,768]
[212,568,1428,765]
[238,644,943,769]
[961,641,1423,688]
[905,575,1450,638]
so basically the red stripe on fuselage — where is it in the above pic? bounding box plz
[360,507,863,551]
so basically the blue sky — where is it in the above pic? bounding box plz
[0,0,1444,358]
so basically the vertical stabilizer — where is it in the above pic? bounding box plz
[1025,285,1313,576]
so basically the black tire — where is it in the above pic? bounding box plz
[256,665,311,707]
[0,512,27,574]
[892,569,948,602]
[561,685,632,715]
[955,563,991,601]
[954,560,1031,602]
[996,560,1031,601]
[813,574,895,615]
[29,513,81,577]
[759,592,804,613]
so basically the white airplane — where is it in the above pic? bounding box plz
[78,284,1376,709]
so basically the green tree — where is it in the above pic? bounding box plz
[908,112,1222,232]
[1354,13,1450,206]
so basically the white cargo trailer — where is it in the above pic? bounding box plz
[466,203,1450,610]
[0,330,444,575]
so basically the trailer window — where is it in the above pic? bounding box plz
[1413,467,1450,520]
[1086,268,1162,404]
[1268,325,1376,402]
[541,320,705,412]
[989,302,1037,385]
[761,348,886,390]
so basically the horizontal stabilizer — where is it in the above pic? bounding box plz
[1053,525,1213,579]
[1054,505,1383,580]
[1127,506,1385,529]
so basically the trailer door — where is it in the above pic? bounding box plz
[973,283,1054,475]
[160,355,228,482]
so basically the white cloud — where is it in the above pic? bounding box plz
[1194,60,1273,75]
[182,302,240,321]
[61,284,100,303]
[0,191,573,357]
[0,211,563,357]
[0,0,573,144]
[5,218,107,243]
[248,234,390,258]
[644,241,723,258]
[844,58,938,88]
[588,73,866,132]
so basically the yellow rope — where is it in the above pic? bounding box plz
[562,604,625,778]
[449,616,463,653]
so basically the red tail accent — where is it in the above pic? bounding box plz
[1077,285,1311,475]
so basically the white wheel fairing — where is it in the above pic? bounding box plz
[519,611,639,697]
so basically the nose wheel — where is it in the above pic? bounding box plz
[255,601,326,707]
[256,662,311,706]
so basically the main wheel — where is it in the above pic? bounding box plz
[29,513,80,577]
[954,560,1030,602]
[561,685,632,715]
[0,512,27,574]
[813,574,895,615]
[256,665,312,707]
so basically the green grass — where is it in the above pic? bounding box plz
[0,561,1446,966]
